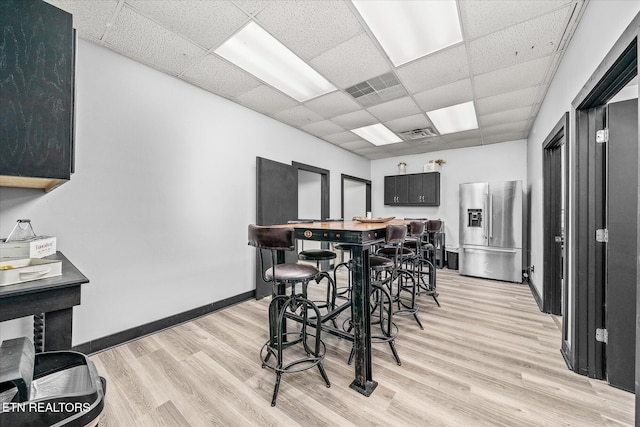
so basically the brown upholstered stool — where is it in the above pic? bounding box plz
[248,224,330,406]
[375,221,424,330]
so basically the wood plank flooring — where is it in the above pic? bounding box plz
[91,269,634,426]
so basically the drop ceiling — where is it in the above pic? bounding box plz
[45,0,587,159]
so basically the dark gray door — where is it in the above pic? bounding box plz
[543,128,565,316]
[255,157,298,299]
[605,99,638,392]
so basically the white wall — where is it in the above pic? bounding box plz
[526,1,640,296]
[371,140,527,250]
[0,40,370,346]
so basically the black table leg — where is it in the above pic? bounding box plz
[43,308,73,351]
[349,245,378,396]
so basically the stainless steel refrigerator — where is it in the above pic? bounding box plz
[459,181,523,283]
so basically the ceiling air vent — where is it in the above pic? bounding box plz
[398,127,438,141]
[346,72,406,107]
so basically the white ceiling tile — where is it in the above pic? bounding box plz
[45,0,118,41]
[127,0,249,49]
[483,131,529,145]
[235,84,299,115]
[103,5,206,76]
[324,131,361,145]
[384,114,430,133]
[441,129,482,142]
[396,45,470,93]
[383,145,428,157]
[460,0,573,39]
[310,33,391,89]
[330,110,378,129]
[473,56,550,98]
[479,106,534,128]
[443,138,485,150]
[272,105,324,127]
[182,54,261,98]
[341,140,375,150]
[544,51,564,84]
[303,91,362,118]
[229,1,269,17]
[361,152,390,160]
[469,6,572,75]
[367,96,421,122]
[256,0,363,60]
[482,120,530,137]
[301,120,345,137]
[414,79,474,112]
[354,147,386,157]
[476,87,539,116]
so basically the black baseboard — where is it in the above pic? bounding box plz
[73,290,255,355]
[528,277,544,312]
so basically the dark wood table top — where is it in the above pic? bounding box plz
[275,219,408,231]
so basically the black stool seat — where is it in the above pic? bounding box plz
[369,255,394,270]
[265,263,319,282]
[335,243,357,251]
[377,246,414,258]
[299,249,337,261]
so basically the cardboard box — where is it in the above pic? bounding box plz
[0,258,62,286]
[0,236,56,259]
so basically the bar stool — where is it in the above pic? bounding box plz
[333,243,357,300]
[419,220,441,306]
[403,220,439,306]
[376,222,423,330]
[298,248,338,327]
[248,224,330,406]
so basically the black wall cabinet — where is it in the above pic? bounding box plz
[384,175,409,205]
[0,0,75,192]
[384,172,440,206]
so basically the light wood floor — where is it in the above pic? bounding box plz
[91,269,634,426]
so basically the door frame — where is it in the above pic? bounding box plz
[341,174,371,219]
[569,13,639,402]
[292,162,330,220]
[542,112,569,316]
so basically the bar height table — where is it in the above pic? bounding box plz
[273,220,397,396]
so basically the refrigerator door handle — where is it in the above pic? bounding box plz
[483,193,488,239]
[489,193,493,240]
[463,247,518,254]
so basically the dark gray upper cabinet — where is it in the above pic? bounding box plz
[0,0,75,192]
[385,172,440,206]
[384,174,409,205]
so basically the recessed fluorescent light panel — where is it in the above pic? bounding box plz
[426,101,479,135]
[352,0,463,66]
[214,22,336,102]
[352,123,402,146]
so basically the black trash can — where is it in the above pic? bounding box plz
[446,247,459,270]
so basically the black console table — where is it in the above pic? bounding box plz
[0,252,88,351]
